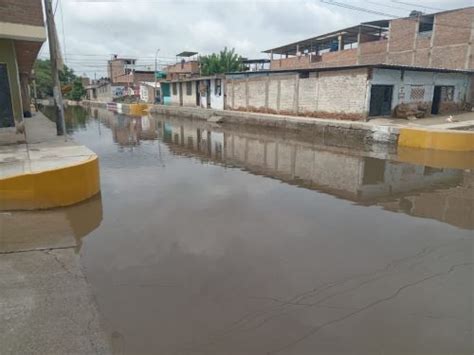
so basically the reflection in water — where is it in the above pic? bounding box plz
[59,106,472,354]
[1,193,103,253]
[149,115,471,230]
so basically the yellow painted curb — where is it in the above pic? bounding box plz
[129,103,148,116]
[398,127,474,152]
[0,155,101,211]
[397,147,474,170]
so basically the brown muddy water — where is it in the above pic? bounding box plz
[22,107,474,353]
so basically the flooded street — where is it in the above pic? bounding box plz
[34,107,474,354]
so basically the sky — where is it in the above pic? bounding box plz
[38,0,472,78]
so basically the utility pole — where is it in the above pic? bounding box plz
[154,48,160,104]
[43,0,66,136]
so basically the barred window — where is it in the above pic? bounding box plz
[186,82,192,96]
[441,86,454,102]
[215,79,222,96]
[410,85,425,101]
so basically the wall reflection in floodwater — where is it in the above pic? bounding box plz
[84,107,472,230]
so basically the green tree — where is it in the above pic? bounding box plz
[33,59,78,98]
[67,79,86,101]
[200,47,244,75]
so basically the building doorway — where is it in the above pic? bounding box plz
[0,63,14,128]
[205,80,211,108]
[195,81,200,106]
[178,82,183,106]
[369,85,393,117]
[431,86,442,115]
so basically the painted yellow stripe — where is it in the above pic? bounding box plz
[397,147,474,169]
[129,103,148,116]
[398,128,474,152]
[0,156,100,211]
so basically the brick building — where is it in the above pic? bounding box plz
[225,65,472,120]
[0,0,46,127]
[164,51,200,81]
[265,7,473,71]
[107,55,155,85]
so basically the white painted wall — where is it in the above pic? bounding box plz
[210,79,224,110]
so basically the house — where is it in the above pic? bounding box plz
[107,55,155,92]
[166,75,225,110]
[139,82,160,103]
[242,59,271,72]
[0,0,46,128]
[85,80,126,102]
[225,64,472,120]
[264,7,473,71]
[164,51,200,81]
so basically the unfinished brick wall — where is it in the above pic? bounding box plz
[0,0,44,27]
[359,40,388,65]
[133,72,155,83]
[226,68,369,120]
[270,56,313,70]
[316,68,368,116]
[270,8,473,71]
[318,49,358,67]
[433,8,473,47]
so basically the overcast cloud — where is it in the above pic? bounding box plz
[39,0,472,78]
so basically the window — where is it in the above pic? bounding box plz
[418,15,434,34]
[441,86,454,102]
[172,83,177,95]
[410,85,425,101]
[214,79,222,96]
[186,82,192,96]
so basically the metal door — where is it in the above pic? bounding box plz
[369,85,393,117]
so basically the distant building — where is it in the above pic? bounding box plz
[264,7,474,71]
[0,0,46,127]
[107,55,155,85]
[139,82,160,104]
[164,52,200,81]
[242,59,271,72]
[166,75,224,110]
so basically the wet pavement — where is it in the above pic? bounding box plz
[4,106,474,354]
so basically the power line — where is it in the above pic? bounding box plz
[391,0,447,11]
[320,0,473,30]
[365,0,413,13]
[320,0,398,18]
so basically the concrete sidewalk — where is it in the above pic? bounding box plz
[0,112,110,354]
[0,112,100,210]
[369,110,474,129]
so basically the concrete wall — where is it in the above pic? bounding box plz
[371,68,471,114]
[0,39,22,123]
[226,68,369,120]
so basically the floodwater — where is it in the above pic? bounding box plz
[33,107,474,353]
